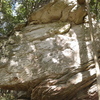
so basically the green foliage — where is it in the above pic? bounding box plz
[0,93,16,100]
[90,0,100,20]
[0,0,14,35]
[0,0,49,36]
[0,89,17,100]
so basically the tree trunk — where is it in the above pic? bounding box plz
[85,0,100,100]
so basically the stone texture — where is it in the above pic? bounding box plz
[28,0,87,24]
[0,21,99,100]
[0,0,100,100]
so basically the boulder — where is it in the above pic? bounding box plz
[0,0,100,100]
[28,0,87,24]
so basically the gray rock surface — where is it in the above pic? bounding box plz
[0,21,99,86]
[0,0,100,99]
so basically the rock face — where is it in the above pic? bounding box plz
[28,0,87,24]
[0,0,100,100]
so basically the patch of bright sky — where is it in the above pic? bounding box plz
[12,1,21,16]
[0,12,3,19]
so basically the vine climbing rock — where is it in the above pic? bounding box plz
[28,0,87,24]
